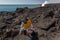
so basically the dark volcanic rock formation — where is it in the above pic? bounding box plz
[0,3,60,40]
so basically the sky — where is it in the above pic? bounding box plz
[0,0,45,4]
[0,0,60,4]
[49,0,60,3]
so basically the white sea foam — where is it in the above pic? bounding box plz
[41,1,48,7]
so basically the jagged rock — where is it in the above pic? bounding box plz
[41,21,56,31]
[16,8,24,13]
[0,23,7,29]
[44,11,54,18]
[0,3,60,40]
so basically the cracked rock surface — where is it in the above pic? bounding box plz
[0,3,60,40]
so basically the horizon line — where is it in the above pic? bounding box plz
[0,2,60,5]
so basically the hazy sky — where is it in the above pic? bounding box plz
[0,0,45,4]
[49,0,60,3]
[0,0,60,4]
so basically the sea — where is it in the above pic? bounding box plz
[0,4,40,12]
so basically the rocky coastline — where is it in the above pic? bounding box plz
[0,3,60,40]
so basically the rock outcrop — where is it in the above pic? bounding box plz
[0,3,60,40]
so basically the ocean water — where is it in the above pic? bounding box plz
[0,4,40,12]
